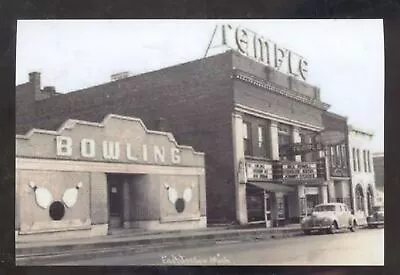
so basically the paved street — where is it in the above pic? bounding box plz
[52,228,383,265]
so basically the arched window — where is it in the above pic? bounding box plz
[355,184,364,212]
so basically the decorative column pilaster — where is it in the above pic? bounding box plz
[232,112,247,225]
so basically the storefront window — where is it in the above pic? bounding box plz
[299,197,307,216]
[276,197,285,219]
[355,185,364,211]
[306,194,319,215]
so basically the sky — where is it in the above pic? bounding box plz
[16,19,384,153]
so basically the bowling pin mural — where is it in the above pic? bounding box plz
[28,181,83,219]
[62,182,83,208]
[28,181,53,209]
[164,183,195,213]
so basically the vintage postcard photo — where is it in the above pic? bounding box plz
[15,19,384,265]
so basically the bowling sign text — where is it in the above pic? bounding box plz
[55,136,182,164]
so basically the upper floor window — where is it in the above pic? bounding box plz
[336,145,342,167]
[341,145,347,168]
[356,149,361,172]
[352,148,357,171]
[330,146,336,167]
[243,121,252,156]
[257,125,268,158]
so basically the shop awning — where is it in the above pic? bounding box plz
[248,182,294,193]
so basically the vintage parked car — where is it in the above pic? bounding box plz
[367,205,384,228]
[301,203,357,235]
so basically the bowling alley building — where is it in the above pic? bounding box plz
[15,114,206,241]
[16,25,362,232]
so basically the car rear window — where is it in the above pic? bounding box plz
[313,205,335,212]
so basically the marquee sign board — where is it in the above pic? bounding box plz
[206,24,309,81]
[273,161,319,181]
[245,160,273,181]
[281,162,318,180]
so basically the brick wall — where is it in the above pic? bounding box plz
[17,51,238,223]
[234,80,324,128]
[232,52,319,100]
[322,112,350,177]
[322,111,348,132]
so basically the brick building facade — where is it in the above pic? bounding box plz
[17,50,349,226]
[321,112,352,208]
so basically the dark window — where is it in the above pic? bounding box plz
[278,123,291,161]
[336,145,341,167]
[243,121,252,156]
[330,146,336,167]
[355,185,365,211]
[352,148,357,171]
[257,125,268,158]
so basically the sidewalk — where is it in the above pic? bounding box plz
[16,223,302,265]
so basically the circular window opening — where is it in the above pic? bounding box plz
[49,201,65,220]
[175,198,185,213]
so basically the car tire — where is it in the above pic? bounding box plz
[350,220,357,232]
[328,221,338,234]
[303,230,311,235]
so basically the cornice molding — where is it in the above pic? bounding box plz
[233,69,330,111]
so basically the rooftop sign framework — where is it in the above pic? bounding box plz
[205,24,309,82]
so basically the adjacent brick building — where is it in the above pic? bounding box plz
[321,112,352,208]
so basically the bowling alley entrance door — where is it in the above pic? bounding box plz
[107,173,135,229]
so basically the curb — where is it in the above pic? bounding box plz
[16,228,303,265]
